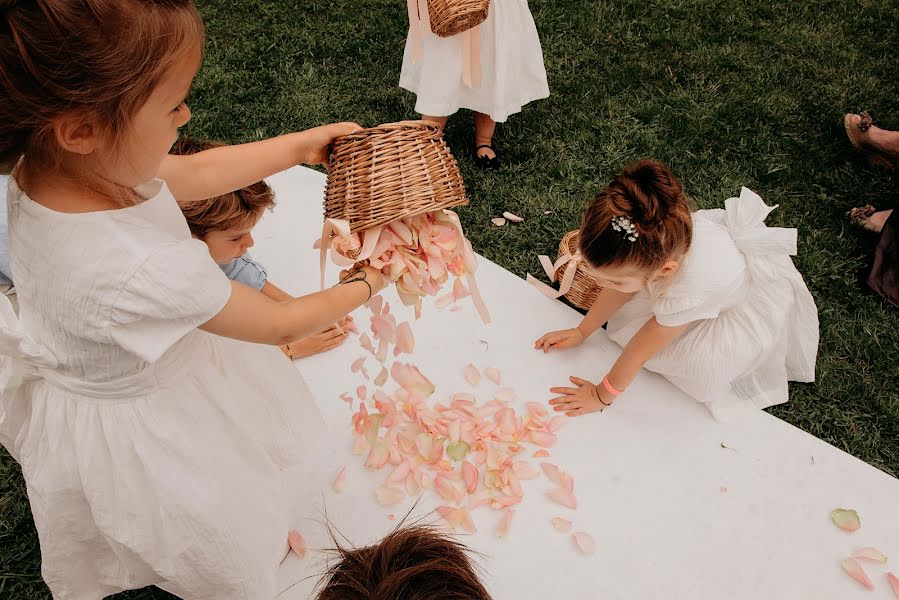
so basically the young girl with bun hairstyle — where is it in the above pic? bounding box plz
[537,160,819,421]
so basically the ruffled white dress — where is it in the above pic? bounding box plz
[0,176,324,599]
[606,188,820,421]
[399,0,549,122]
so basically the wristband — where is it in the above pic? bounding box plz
[601,375,623,397]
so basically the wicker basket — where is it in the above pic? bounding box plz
[324,121,468,236]
[555,230,602,309]
[428,0,490,37]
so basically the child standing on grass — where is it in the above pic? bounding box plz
[172,138,352,359]
[536,160,819,421]
[0,1,386,598]
[400,0,549,170]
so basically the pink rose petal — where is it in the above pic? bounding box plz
[832,508,861,532]
[392,363,436,396]
[541,463,563,485]
[548,487,578,510]
[374,367,388,387]
[496,509,515,538]
[368,296,384,316]
[547,416,568,433]
[356,385,367,402]
[287,529,308,559]
[533,449,550,458]
[339,392,353,406]
[462,461,479,494]
[484,367,501,385]
[572,532,595,555]
[351,357,365,373]
[332,466,347,493]
[853,547,888,564]
[502,211,524,223]
[453,278,471,300]
[886,573,899,599]
[841,557,875,590]
[529,430,557,447]
[464,364,481,386]
[375,485,406,506]
[394,322,415,355]
[551,517,572,533]
[365,440,389,470]
[359,334,375,354]
[435,293,454,309]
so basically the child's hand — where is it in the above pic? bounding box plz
[534,328,585,353]
[300,122,363,167]
[548,376,615,416]
[284,316,353,359]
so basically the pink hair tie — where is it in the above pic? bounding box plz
[602,375,624,397]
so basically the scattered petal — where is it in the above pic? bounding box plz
[356,385,367,402]
[533,449,550,458]
[464,364,481,386]
[720,486,728,494]
[453,278,471,301]
[435,293,454,309]
[841,557,875,590]
[887,573,899,599]
[351,357,365,373]
[551,517,572,533]
[572,532,596,555]
[339,392,353,406]
[529,430,557,447]
[484,367,501,385]
[332,466,347,493]
[359,334,375,354]
[446,441,471,462]
[541,463,563,485]
[548,487,577,510]
[374,367,388,387]
[853,547,888,564]
[395,322,415,355]
[462,461,479,493]
[287,529,308,559]
[491,217,506,227]
[502,211,524,223]
[375,485,406,506]
[496,509,515,538]
[365,441,389,470]
[387,514,396,521]
[831,508,861,532]
[547,416,568,433]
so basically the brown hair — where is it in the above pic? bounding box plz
[315,523,493,600]
[0,0,204,173]
[578,159,693,271]
[171,137,276,237]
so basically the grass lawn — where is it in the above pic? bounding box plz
[1,0,897,597]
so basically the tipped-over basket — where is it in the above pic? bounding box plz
[555,230,602,310]
[324,120,468,237]
[428,0,490,37]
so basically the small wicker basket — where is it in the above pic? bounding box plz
[428,0,490,37]
[324,121,468,235]
[555,230,602,309]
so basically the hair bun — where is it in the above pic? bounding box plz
[615,159,684,229]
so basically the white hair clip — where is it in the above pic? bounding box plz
[611,216,639,242]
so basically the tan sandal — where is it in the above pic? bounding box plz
[844,112,895,169]
[848,205,884,233]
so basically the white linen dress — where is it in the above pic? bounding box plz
[399,0,549,122]
[0,175,324,599]
[606,188,820,421]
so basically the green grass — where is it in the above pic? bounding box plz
[2,0,897,597]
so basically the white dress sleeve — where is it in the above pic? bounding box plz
[110,239,232,363]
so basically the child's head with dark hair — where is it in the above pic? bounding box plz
[1,0,204,201]
[578,159,694,292]
[315,524,493,600]
[170,137,276,263]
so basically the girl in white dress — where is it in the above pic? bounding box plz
[400,0,549,170]
[0,1,386,598]
[536,160,819,421]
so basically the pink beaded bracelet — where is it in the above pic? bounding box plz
[601,375,624,396]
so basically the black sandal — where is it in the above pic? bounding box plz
[473,144,500,171]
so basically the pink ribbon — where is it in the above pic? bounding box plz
[441,210,491,324]
[526,252,583,299]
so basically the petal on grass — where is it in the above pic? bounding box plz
[841,557,875,590]
[831,508,861,532]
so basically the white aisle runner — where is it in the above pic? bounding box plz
[251,166,899,600]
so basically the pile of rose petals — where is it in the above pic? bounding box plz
[322,211,489,323]
[334,297,595,556]
[830,508,897,596]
